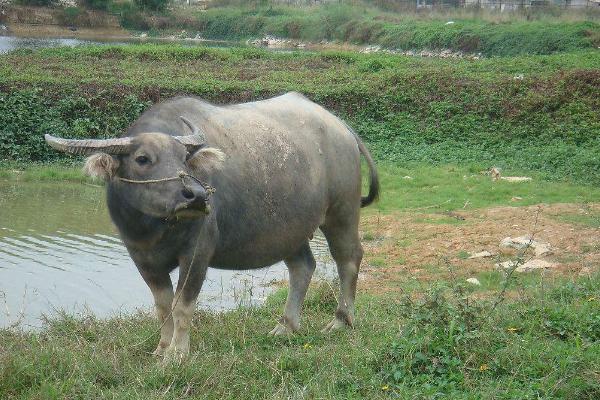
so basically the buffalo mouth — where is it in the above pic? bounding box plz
[173,201,210,219]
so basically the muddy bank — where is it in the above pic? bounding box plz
[3,23,130,39]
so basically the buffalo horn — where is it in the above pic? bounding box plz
[175,116,206,151]
[44,134,132,155]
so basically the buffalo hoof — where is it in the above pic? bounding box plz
[151,342,169,357]
[162,345,189,364]
[268,322,295,336]
[321,317,351,333]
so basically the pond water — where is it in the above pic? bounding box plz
[0,34,244,54]
[0,180,335,330]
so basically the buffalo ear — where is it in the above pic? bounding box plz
[187,147,225,175]
[83,153,120,180]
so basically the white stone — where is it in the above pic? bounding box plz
[534,243,553,257]
[466,278,481,285]
[496,259,556,273]
[468,250,493,259]
[500,176,532,182]
[500,236,535,249]
[500,236,552,256]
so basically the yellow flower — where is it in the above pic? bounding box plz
[588,297,596,302]
[507,327,519,332]
[479,364,489,372]
[303,343,312,349]
[381,385,390,391]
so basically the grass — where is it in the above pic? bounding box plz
[1,272,598,399]
[1,45,600,184]
[4,162,600,213]
[0,163,94,183]
[554,213,600,229]
[370,163,600,213]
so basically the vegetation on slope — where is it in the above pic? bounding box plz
[1,45,599,184]
[5,1,600,56]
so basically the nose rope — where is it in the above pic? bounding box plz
[117,170,216,196]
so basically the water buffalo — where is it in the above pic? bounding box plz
[45,92,379,361]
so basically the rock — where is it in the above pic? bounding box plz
[466,277,481,285]
[500,236,552,256]
[496,259,556,273]
[500,235,535,250]
[490,167,501,181]
[500,176,532,182]
[468,250,493,259]
[534,243,553,257]
[511,196,522,202]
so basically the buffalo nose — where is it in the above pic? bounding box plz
[181,184,208,206]
[181,188,195,200]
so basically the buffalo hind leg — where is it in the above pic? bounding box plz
[321,214,363,332]
[138,270,175,356]
[269,242,316,335]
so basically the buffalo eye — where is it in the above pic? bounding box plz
[135,155,151,166]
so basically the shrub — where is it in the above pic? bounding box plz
[56,6,82,27]
[15,0,57,6]
[119,4,151,30]
[77,0,111,11]
[134,0,170,12]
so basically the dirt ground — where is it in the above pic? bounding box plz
[358,203,600,293]
[5,23,131,39]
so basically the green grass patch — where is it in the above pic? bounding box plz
[3,162,599,212]
[0,163,95,183]
[371,163,600,212]
[553,212,600,229]
[1,272,598,399]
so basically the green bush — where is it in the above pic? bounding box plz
[0,89,148,163]
[77,0,111,11]
[134,0,170,12]
[119,3,151,30]
[56,6,82,27]
[15,0,57,6]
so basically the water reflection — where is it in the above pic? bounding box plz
[0,180,334,329]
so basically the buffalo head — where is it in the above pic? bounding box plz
[45,117,225,219]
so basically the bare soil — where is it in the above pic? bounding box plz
[6,23,130,39]
[359,203,600,293]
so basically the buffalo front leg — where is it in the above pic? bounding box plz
[269,242,316,335]
[164,256,208,362]
[138,271,175,356]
